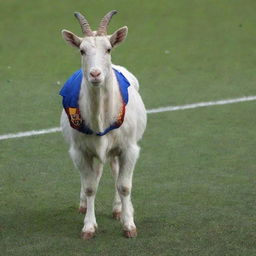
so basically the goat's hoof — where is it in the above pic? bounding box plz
[112,211,121,220]
[81,231,96,240]
[78,206,87,214]
[123,228,137,238]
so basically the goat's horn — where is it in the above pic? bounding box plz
[74,12,93,36]
[97,10,118,36]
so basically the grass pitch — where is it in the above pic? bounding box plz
[1,0,256,255]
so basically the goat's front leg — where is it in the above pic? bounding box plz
[70,147,103,240]
[117,144,140,238]
[81,160,103,240]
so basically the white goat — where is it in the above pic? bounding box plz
[60,10,147,239]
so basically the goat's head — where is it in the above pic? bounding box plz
[62,10,128,87]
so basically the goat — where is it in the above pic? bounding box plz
[60,10,147,239]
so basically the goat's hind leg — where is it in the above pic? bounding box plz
[78,179,87,214]
[70,147,88,214]
[110,156,122,220]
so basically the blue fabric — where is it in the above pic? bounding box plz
[59,68,130,136]
[113,68,130,104]
[59,69,83,109]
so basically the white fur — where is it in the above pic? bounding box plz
[61,30,146,237]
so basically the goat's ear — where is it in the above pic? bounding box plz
[61,29,82,48]
[109,26,128,47]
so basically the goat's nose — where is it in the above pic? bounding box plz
[90,70,101,78]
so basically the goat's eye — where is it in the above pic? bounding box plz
[80,49,85,55]
[106,48,111,54]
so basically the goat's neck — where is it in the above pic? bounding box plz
[79,69,121,133]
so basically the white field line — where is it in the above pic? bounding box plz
[0,127,61,141]
[1,95,256,141]
[146,95,256,114]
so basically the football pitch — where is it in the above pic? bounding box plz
[1,0,256,255]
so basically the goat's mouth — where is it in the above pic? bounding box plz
[90,78,102,86]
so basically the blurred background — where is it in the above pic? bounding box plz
[1,1,256,255]
[1,0,256,134]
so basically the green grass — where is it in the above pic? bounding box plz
[1,0,256,255]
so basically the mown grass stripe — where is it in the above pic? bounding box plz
[1,95,256,141]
